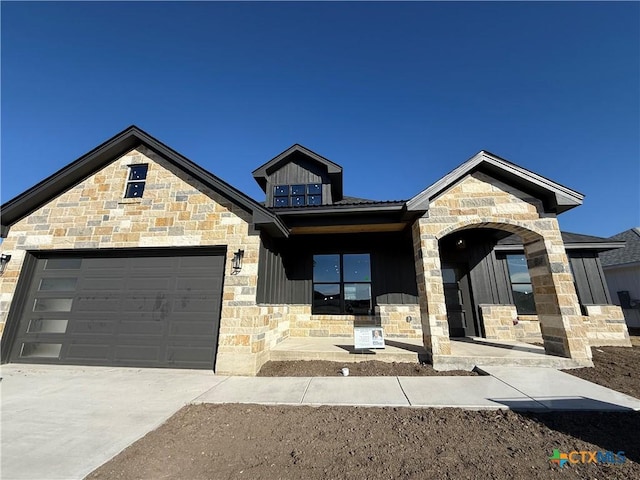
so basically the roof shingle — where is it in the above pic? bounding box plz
[600,228,640,267]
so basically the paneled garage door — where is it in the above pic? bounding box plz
[8,249,225,369]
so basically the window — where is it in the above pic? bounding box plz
[273,183,322,207]
[124,164,149,198]
[313,253,372,315]
[505,254,536,314]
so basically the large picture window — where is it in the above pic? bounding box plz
[313,254,372,315]
[505,254,536,314]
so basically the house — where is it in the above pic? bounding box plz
[0,126,631,375]
[600,228,640,328]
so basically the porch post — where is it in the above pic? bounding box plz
[412,220,451,357]
[524,234,592,363]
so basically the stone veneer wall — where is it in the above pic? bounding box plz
[413,171,592,364]
[487,307,631,347]
[0,146,278,375]
[259,305,291,350]
[378,304,422,338]
[287,304,422,339]
[583,305,631,347]
[479,304,517,341]
[513,315,543,343]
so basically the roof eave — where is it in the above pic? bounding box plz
[272,203,407,216]
[1,125,289,239]
[406,151,584,214]
[252,144,343,198]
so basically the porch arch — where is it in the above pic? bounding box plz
[412,216,592,364]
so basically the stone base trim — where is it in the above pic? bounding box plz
[513,315,543,343]
[583,304,632,347]
[286,304,423,339]
[378,304,423,339]
[479,304,517,341]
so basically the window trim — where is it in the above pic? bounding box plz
[312,253,372,315]
[124,164,149,199]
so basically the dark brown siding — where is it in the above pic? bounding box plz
[265,154,332,207]
[257,234,312,304]
[256,231,418,306]
[468,242,513,306]
[568,251,612,305]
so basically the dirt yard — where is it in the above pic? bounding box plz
[257,359,477,377]
[87,333,640,480]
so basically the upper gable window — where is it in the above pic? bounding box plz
[124,164,148,198]
[273,183,322,207]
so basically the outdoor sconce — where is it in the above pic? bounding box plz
[455,238,466,250]
[232,249,244,275]
[0,254,12,276]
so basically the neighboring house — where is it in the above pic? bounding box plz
[600,228,640,328]
[0,126,630,375]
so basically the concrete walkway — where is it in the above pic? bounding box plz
[194,367,640,411]
[1,364,639,480]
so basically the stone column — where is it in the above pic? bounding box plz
[524,236,592,361]
[412,220,451,356]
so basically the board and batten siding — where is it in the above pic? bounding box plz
[264,155,333,207]
[568,252,612,305]
[256,232,418,306]
[467,242,513,308]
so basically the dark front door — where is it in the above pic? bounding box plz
[442,264,478,337]
[8,249,225,369]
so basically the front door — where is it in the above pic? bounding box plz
[441,264,478,337]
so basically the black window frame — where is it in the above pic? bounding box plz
[273,183,322,207]
[312,253,373,315]
[124,164,149,199]
[504,253,536,315]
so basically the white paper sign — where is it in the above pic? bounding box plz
[354,326,385,349]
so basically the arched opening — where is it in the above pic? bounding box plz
[438,227,539,341]
[422,220,591,364]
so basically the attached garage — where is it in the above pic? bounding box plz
[5,248,225,369]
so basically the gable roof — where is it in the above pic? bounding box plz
[0,126,288,238]
[600,228,640,267]
[252,144,343,200]
[406,150,584,214]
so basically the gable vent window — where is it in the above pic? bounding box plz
[274,183,322,207]
[124,164,148,198]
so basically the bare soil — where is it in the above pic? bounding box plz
[257,360,477,377]
[87,333,640,480]
[564,337,640,399]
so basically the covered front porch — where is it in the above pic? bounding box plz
[269,335,587,370]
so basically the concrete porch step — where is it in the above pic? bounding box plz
[270,336,427,364]
[434,355,587,371]
[270,335,593,371]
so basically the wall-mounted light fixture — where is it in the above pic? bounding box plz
[0,254,12,276]
[232,249,244,275]
[455,238,466,250]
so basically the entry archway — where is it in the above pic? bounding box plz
[413,218,592,365]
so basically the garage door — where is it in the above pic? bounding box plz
[8,249,225,369]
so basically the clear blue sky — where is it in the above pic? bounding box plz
[2,1,638,237]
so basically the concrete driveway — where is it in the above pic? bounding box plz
[0,364,224,480]
[3,363,639,480]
